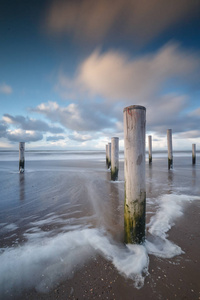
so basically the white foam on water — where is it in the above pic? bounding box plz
[1,223,18,232]
[0,193,199,297]
[146,193,200,258]
[0,227,149,297]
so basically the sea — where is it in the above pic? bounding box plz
[0,150,199,298]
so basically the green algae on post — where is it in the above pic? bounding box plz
[111,166,119,181]
[148,135,152,164]
[106,144,109,168]
[19,142,25,173]
[108,142,111,169]
[123,105,146,244]
[192,144,196,165]
[124,194,146,244]
[111,137,119,181]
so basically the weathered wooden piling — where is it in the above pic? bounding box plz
[123,105,146,244]
[106,144,109,167]
[108,142,111,168]
[192,144,196,165]
[148,135,152,164]
[19,142,25,173]
[111,137,119,181]
[167,129,173,169]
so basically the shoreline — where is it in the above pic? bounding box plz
[7,201,199,300]
[0,156,200,300]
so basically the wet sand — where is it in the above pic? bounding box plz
[0,154,200,300]
[17,202,200,300]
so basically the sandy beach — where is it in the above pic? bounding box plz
[21,203,200,300]
[0,151,200,300]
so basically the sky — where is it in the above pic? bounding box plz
[0,0,200,150]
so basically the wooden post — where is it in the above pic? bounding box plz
[106,144,109,167]
[192,144,196,165]
[167,129,173,170]
[19,142,25,173]
[148,135,152,164]
[123,105,146,244]
[108,142,111,169]
[111,137,119,181]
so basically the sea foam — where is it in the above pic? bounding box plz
[0,193,199,297]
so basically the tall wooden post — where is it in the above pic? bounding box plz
[111,137,119,181]
[167,129,173,170]
[106,144,109,167]
[19,142,25,173]
[148,135,152,164]
[192,144,196,165]
[108,142,111,169]
[123,105,146,244]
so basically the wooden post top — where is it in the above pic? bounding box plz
[123,105,146,112]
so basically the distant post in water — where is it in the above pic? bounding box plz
[148,135,152,164]
[192,144,196,165]
[124,105,146,244]
[19,142,25,173]
[108,142,111,168]
[106,144,109,167]
[111,137,119,181]
[167,129,173,170]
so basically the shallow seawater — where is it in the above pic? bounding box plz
[0,151,199,297]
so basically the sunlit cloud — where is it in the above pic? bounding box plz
[189,107,200,117]
[52,43,200,140]
[56,43,200,106]
[0,83,12,94]
[75,43,199,103]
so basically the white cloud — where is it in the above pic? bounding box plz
[68,131,93,142]
[0,138,13,149]
[2,115,14,124]
[0,83,12,94]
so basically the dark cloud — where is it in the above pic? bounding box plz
[32,102,113,132]
[0,121,7,138]
[45,0,198,46]
[1,114,65,144]
[6,130,43,143]
[3,114,64,134]
[178,130,200,139]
